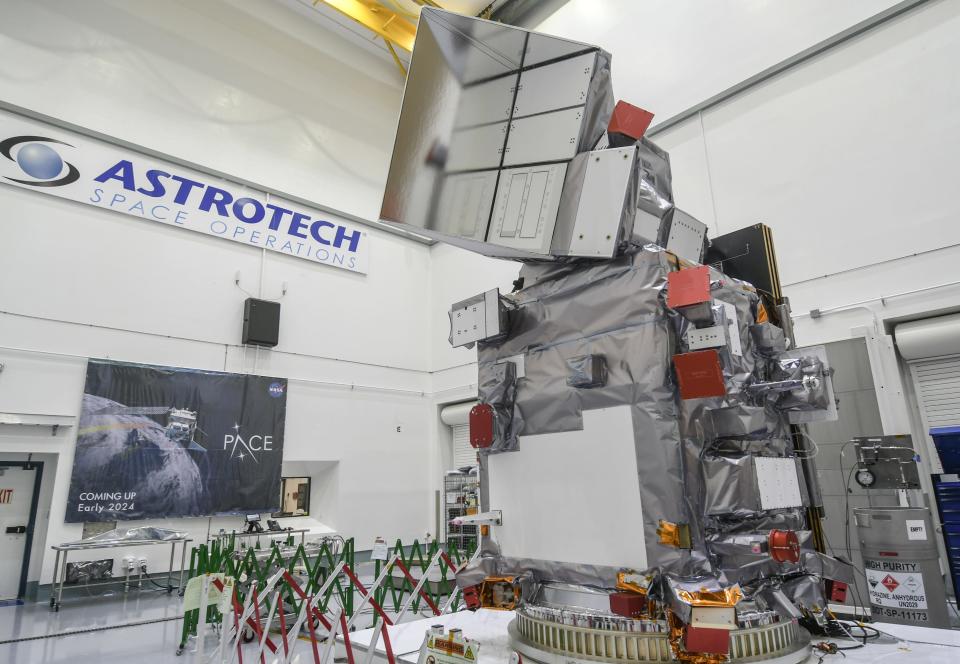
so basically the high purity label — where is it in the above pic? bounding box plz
[0,110,369,273]
[865,567,927,609]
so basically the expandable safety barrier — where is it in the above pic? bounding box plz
[178,536,477,658]
[179,535,355,653]
[371,538,477,624]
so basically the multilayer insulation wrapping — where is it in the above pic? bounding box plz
[477,248,688,573]
[466,245,833,616]
[382,7,844,651]
[64,526,188,546]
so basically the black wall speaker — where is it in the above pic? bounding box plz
[242,298,280,347]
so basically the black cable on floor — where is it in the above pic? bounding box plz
[0,615,181,645]
[145,575,178,592]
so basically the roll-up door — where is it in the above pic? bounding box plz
[895,314,960,473]
[451,424,477,469]
[440,402,478,470]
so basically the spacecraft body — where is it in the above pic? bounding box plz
[456,248,843,664]
[382,9,849,663]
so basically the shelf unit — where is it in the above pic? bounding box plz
[444,471,479,550]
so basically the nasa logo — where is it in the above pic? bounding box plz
[268,382,285,398]
[1,135,80,187]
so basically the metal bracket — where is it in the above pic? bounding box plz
[450,510,502,527]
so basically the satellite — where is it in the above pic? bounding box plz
[86,402,207,453]
[381,8,844,664]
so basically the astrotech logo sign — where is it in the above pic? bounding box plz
[0,110,369,272]
[0,135,79,187]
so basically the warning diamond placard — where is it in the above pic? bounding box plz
[866,568,927,609]
[881,574,899,592]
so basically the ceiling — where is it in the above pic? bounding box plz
[398,1,494,15]
[279,0,532,75]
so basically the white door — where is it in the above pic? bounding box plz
[439,401,479,470]
[0,467,37,600]
[907,355,960,474]
[452,424,477,469]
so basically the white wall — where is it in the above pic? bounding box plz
[0,0,436,587]
[537,0,905,122]
[0,194,436,582]
[649,0,960,286]
[539,0,960,353]
[646,0,960,436]
[541,0,960,359]
[0,0,403,221]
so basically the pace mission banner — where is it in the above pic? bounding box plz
[66,360,287,522]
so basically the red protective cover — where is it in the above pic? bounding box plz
[827,580,849,603]
[607,101,655,141]
[673,350,726,399]
[768,529,801,563]
[667,266,711,309]
[463,585,482,610]
[609,592,646,618]
[469,403,494,449]
[684,627,730,655]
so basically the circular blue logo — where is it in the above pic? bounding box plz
[16,142,64,179]
[268,382,285,398]
[1,135,80,187]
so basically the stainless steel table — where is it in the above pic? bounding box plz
[208,527,310,547]
[49,537,192,611]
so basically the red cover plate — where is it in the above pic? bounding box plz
[768,529,800,563]
[609,592,646,618]
[674,350,726,399]
[469,403,494,448]
[463,585,482,610]
[667,266,711,309]
[607,100,655,141]
[828,580,848,603]
[684,627,730,655]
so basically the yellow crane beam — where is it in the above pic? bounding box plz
[315,0,418,52]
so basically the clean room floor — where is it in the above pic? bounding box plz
[2,577,960,663]
[0,564,433,663]
[0,592,191,663]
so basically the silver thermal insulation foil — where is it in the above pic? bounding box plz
[464,245,825,612]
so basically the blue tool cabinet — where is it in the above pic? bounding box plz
[930,427,960,603]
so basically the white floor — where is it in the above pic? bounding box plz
[1,590,958,663]
[0,593,186,663]
[0,562,412,663]
[832,622,960,663]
